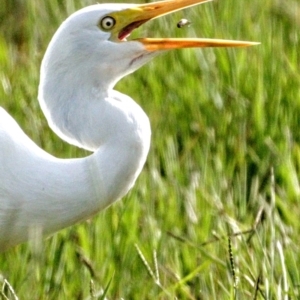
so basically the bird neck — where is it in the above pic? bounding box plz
[39,62,146,151]
[44,88,152,225]
[36,57,152,222]
[89,90,151,202]
[0,106,150,249]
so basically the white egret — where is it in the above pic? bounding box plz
[0,0,257,251]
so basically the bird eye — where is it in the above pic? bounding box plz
[100,16,116,30]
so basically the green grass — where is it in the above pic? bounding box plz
[0,0,299,298]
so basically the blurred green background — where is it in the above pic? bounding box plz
[0,0,299,299]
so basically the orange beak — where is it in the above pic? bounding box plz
[108,0,258,50]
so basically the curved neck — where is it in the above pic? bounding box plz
[36,122,149,232]
[0,97,151,250]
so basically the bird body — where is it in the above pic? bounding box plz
[0,0,257,251]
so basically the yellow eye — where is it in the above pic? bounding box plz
[100,16,116,30]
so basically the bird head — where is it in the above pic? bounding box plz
[41,0,257,90]
[38,0,258,151]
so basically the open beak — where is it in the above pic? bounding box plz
[108,0,259,50]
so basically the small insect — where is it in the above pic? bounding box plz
[177,18,192,28]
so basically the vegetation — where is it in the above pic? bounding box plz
[0,0,299,298]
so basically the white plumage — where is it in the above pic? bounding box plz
[0,0,256,251]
